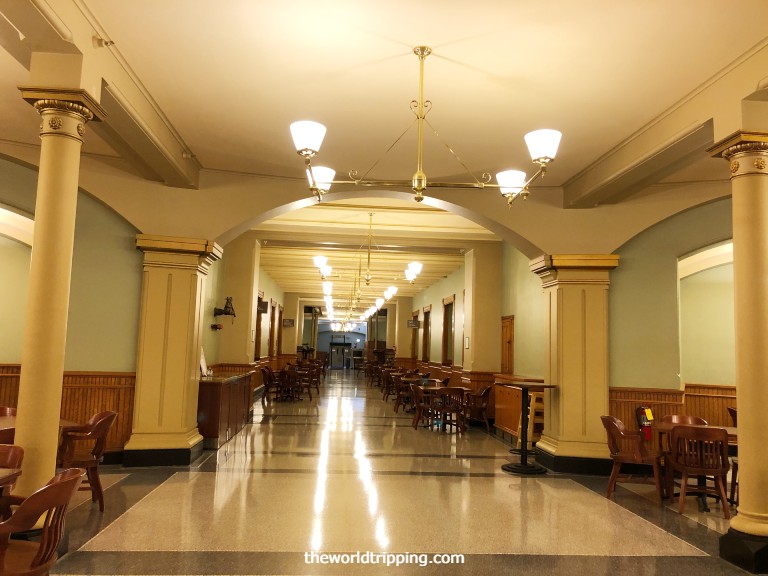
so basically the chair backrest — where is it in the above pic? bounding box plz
[660,414,708,426]
[600,415,648,459]
[0,445,23,469]
[0,468,84,571]
[471,386,492,408]
[727,406,737,427]
[437,388,465,410]
[0,407,16,417]
[60,411,117,463]
[669,425,730,475]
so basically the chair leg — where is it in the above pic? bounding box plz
[606,461,621,499]
[678,472,688,515]
[716,475,731,519]
[86,466,105,512]
[651,460,663,502]
[730,458,738,505]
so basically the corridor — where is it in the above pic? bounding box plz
[53,370,746,575]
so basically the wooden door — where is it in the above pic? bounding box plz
[501,315,514,374]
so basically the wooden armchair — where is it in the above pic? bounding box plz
[410,384,434,430]
[56,411,117,512]
[435,388,466,433]
[393,375,413,413]
[600,415,663,501]
[727,407,738,505]
[0,445,23,498]
[668,424,731,518]
[0,468,84,576]
[464,386,492,433]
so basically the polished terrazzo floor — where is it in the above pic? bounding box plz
[53,370,748,575]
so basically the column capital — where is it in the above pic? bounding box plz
[136,234,222,274]
[20,87,106,144]
[136,234,223,259]
[529,254,619,276]
[708,131,768,178]
[19,87,106,121]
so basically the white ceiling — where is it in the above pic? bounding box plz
[0,1,764,305]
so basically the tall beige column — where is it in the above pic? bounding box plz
[14,90,104,497]
[123,235,222,466]
[530,254,619,472]
[710,133,768,571]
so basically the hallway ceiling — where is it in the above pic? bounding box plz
[0,1,764,303]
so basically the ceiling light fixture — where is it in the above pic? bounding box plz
[290,46,561,205]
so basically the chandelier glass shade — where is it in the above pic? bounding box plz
[290,46,561,205]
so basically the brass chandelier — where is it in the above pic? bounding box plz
[313,213,421,332]
[290,46,562,205]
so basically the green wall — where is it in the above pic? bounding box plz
[679,264,735,384]
[501,241,545,378]
[0,158,143,371]
[413,265,465,364]
[0,236,31,362]
[609,198,732,388]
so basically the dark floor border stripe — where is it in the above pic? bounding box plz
[54,550,742,576]
[238,450,506,459]
[208,467,508,477]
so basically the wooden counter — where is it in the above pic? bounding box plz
[197,371,255,449]
[493,374,545,437]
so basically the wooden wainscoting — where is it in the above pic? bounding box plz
[609,387,685,453]
[683,383,736,426]
[60,372,135,453]
[0,366,135,454]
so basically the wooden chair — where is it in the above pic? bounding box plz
[600,415,663,501]
[727,407,738,505]
[260,367,279,405]
[56,411,117,512]
[0,445,23,498]
[393,375,413,413]
[410,384,434,430]
[668,424,731,518]
[0,468,84,576]
[657,414,707,453]
[435,388,466,433]
[0,407,16,417]
[464,386,492,433]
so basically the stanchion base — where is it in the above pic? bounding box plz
[502,462,547,475]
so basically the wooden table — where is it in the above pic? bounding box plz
[0,415,83,439]
[653,421,737,451]
[499,383,557,475]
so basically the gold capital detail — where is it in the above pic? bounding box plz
[756,158,766,170]
[33,99,94,122]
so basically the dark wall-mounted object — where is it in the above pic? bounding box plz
[256,300,269,314]
[214,296,236,317]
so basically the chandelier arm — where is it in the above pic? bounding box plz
[350,119,418,183]
[423,118,485,186]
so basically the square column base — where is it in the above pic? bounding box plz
[123,439,204,467]
[535,450,613,475]
[720,528,768,573]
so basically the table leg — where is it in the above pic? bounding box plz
[502,388,547,475]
